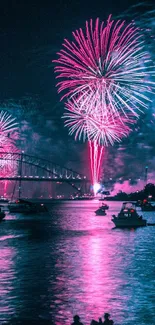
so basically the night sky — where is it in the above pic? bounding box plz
[0,0,144,100]
[0,0,155,190]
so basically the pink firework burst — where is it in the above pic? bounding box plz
[53,16,155,192]
[0,110,19,150]
[63,95,135,146]
[0,111,19,192]
[0,111,18,134]
[0,143,19,175]
[0,142,19,196]
[63,95,135,187]
[54,15,155,117]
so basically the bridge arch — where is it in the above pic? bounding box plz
[0,152,90,194]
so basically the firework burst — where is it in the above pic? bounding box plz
[0,111,19,149]
[0,111,19,189]
[0,111,18,134]
[63,95,135,187]
[53,15,155,191]
[63,95,135,146]
[54,15,155,118]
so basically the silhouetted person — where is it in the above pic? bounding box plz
[72,315,84,325]
[103,313,114,325]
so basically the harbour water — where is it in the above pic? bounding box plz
[0,201,155,325]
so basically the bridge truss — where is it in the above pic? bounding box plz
[0,152,91,197]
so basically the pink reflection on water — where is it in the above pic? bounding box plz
[53,230,137,325]
[49,202,138,325]
[0,245,17,318]
[77,230,137,324]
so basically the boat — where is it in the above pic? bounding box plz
[135,200,143,207]
[95,203,109,216]
[0,197,8,203]
[141,201,155,211]
[8,199,48,214]
[0,206,6,221]
[95,208,107,216]
[135,199,155,211]
[111,202,147,228]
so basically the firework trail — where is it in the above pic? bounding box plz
[89,141,104,188]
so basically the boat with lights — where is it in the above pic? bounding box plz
[8,199,48,214]
[141,203,155,211]
[112,202,147,228]
[135,199,155,211]
[141,200,155,211]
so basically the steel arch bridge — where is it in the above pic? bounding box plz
[0,152,90,193]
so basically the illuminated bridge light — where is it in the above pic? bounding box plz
[0,153,90,187]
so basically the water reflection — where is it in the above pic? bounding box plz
[0,201,154,325]
[51,229,139,324]
[0,245,17,321]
